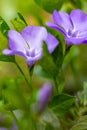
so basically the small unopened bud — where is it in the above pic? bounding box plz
[35,82,53,113]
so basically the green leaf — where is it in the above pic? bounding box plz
[3,78,28,110]
[17,12,28,26]
[51,32,65,78]
[50,93,75,116]
[83,82,87,106]
[70,116,87,130]
[0,16,10,38]
[36,123,45,130]
[52,34,65,92]
[52,43,64,72]
[34,0,65,13]
[0,32,8,51]
[70,0,82,9]
[0,55,15,63]
[71,123,87,130]
[34,65,51,78]
[45,123,55,130]
[40,43,57,78]
[77,116,87,123]
[11,13,28,32]
[41,108,60,129]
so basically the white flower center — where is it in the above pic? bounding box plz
[67,29,79,38]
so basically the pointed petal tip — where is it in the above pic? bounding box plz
[2,49,12,55]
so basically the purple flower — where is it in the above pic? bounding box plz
[47,9,87,45]
[3,26,59,66]
[35,82,53,113]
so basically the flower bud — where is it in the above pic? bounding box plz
[35,82,53,113]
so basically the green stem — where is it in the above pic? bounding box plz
[10,110,19,126]
[27,65,34,90]
[10,110,24,130]
[28,67,33,90]
[53,77,58,95]
[15,61,32,90]
[31,117,37,130]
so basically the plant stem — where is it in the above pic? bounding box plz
[53,77,58,95]
[15,61,32,90]
[27,65,34,90]
[10,110,19,126]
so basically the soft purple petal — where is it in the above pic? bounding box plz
[3,49,26,57]
[26,58,36,66]
[26,50,43,66]
[53,10,72,32]
[70,9,87,31]
[3,26,60,67]
[36,82,53,113]
[46,22,66,36]
[21,26,48,49]
[8,30,27,53]
[47,9,87,45]
[46,33,59,53]
[65,36,87,45]
[38,82,52,101]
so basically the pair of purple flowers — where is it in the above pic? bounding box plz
[3,9,87,112]
[3,9,87,67]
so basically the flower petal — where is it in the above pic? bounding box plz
[8,30,27,54]
[46,33,59,53]
[21,26,48,49]
[70,9,87,31]
[36,82,52,113]
[3,49,26,57]
[46,22,66,36]
[77,30,87,38]
[65,37,87,45]
[53,10,72,32]
[26,50,43,66]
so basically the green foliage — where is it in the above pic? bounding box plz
[0,112,13,128]
[70,116,87,130]
[34,0,65,13]
[0,54,15,63]
[2,78,28,111]
[40,43,58,78]
[52,34,65,92]
[83,82,87,106]
[70,0,83,9]
[52,42,64,73]
[11,13,28,32]
[34,65,53,78]
[17,13,28,26]
[50,93,75,116]
[0,17,15,63]
[41,108,60,130]
[40,41,64,79]
[0,16,10,38]
[0,1,87,129]
[0,13,28,64]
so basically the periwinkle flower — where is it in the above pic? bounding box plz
[35,82,53,113]
[47,9,87,45]
[3,26,59,67]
